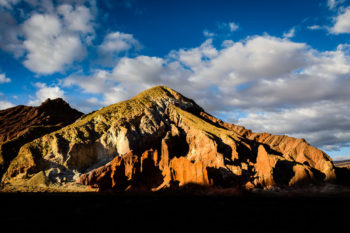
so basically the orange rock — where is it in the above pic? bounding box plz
[169,157,210,186]
[255,145,278,187]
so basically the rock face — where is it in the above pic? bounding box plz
[0,98,83,178]
[1,86,336,191]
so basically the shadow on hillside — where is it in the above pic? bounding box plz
[335,166,350,186]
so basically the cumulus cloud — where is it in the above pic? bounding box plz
[22,14,85,74]
[0,73,11,83]
[188,36,307,89]
[21,2,97,75]
[0,0,96,74]
[57,4,94,34]
[112,56,164,84]
[99,32,140,53]
[330,7,350,34]
[98,32,141,66]
[22,14,86,74]
[170,38,218,71]
[28,82,65,106]
[63,69,110,94]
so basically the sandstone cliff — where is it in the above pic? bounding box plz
[1,86,336,191]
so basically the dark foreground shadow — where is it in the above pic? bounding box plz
[1,188,350,233]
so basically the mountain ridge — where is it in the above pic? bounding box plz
[0,86,337,192]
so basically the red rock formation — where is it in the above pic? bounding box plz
[76,87,336,191]
[77,149,164,191]
[2,86,337,191]
[169,157,210,186]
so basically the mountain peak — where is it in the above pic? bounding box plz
[38,98,77,113]
[1,86,337,192]
[39,97,67,107]
[131,85,194,105]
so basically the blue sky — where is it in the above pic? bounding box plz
[0,0,350,160]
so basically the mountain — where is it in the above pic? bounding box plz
[0,98,83,181]
[0,86,337,192]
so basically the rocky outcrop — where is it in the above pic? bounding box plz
[0,98,83,178]
[77,149,163,191]
[1,86,337,191]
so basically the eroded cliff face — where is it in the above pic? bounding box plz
[1,86,336,191]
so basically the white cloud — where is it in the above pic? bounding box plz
[0,73,11,83]
[100,32,139,53]
[28,82,65,106]
[22,13,86,74]
[66,35,312,109]
[283,27,295,38]
[307,25,322,30]
[98,31,140,66]
[63,69,110,94]
[330,7,350,34]
[0,100,14,110]
[57,4,94,34]
[188,36,307,89]
[0,92,15,110]
[0,0,96,74]
[237,101,350,149]
[228,22,239,32]
[170,39,218,71]
[63,55,192,106]
[112,56,164,83]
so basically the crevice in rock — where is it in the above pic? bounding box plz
[206,167,241,188]
[273,160,295,186]
[206,132,234,165]
[165,128,189,160]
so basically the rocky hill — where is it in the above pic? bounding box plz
[0,86,337,191]
[0,98,83,180]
